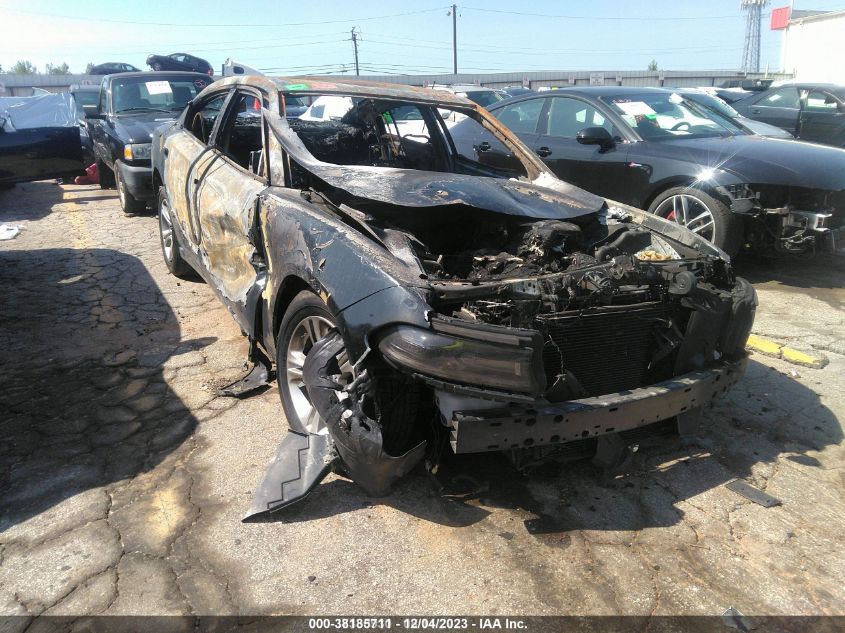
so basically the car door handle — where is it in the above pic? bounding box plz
[536,146,552,157]
[477,141,491,152]
[752,109,761,114]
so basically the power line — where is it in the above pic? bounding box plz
[460,6,745,21]
[0,4,450,28]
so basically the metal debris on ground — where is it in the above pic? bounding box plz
[725,479,782,508]
[722,606,754,632]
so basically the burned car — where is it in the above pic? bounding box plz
[152,77,756,518]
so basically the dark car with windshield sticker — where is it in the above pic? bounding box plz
[83,71,212,214]
[452,86,845,257]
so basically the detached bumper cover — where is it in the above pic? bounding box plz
[449,357,747,454]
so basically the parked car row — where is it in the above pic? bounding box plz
[4,73,844,513]
[451,86,845,257]
[88,53,214,76]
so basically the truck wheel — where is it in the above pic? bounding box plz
[97,161,115,189]
[648,186,743,257]
[115,164,146,215]
[157,186,191,278]
[276,291,352,435]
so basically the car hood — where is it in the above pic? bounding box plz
[737,117,793,138]
[636,134,845,191]
[113,112,180,144]
[268,111,605,220]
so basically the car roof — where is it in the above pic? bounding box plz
[205,76,475,107]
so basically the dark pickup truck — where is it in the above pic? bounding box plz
[84,71,212,213]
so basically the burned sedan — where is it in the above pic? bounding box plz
[152,77,756,518]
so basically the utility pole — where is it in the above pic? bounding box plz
[351,27,360,76]
[451,4,458,74]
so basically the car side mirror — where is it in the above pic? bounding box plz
[576,126,615,150]
[83,104,104,119]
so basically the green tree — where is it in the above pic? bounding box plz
[647,59,659,71]
[45,62,70,75]
[11,60,37,74]
[85,62,95,74]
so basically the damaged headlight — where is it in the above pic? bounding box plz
[123,143,151,161]
[377,320,546,396]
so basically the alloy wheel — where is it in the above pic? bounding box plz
[653,193,716,242]
[285,315,352,434]
[159,196,174,261]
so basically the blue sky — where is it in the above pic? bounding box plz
[2,0,844,75]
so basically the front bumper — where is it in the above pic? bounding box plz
[449,357,747,454]
[116,160,154,202]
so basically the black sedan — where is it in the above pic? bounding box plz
[89,62,140,75]
[146,53,213,76]
[732,83,845,148]
[452,86,845,257]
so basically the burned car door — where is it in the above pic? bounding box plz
[532,95,629,201]
[193,89,269,330]
[162,90,230,246]
[798,89,845,148]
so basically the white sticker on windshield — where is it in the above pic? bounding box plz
[615,101,656,116]
[145,81,172,95]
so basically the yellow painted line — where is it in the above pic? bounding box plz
[745,334,829,369]
[746,334,782,357]
[782,346,829,369]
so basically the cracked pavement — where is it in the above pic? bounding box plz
[0,182,843,621]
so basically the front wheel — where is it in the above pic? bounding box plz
[152,62,163,71]
[115,164,146,215]
[276,291,353,435]
[158,187,192,278]
[648,186,743,257]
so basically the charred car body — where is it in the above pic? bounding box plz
[152,77,756,518]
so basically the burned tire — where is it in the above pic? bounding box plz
[648,186,743,257]
[97,160,115,189]
[157,186,192,278]
[115,164,146,215]
[277,291,351,435]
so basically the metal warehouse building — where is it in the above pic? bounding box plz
[774,8,845,83]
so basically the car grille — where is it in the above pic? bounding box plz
[538,302,671,398]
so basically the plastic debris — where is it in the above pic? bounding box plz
[0,224,22,240]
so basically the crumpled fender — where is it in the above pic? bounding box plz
[303,331,426,496]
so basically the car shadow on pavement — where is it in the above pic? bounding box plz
[0,181,68,223]
[276,358,841,537]
[735,252,845,293]
[0,247,211,530]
